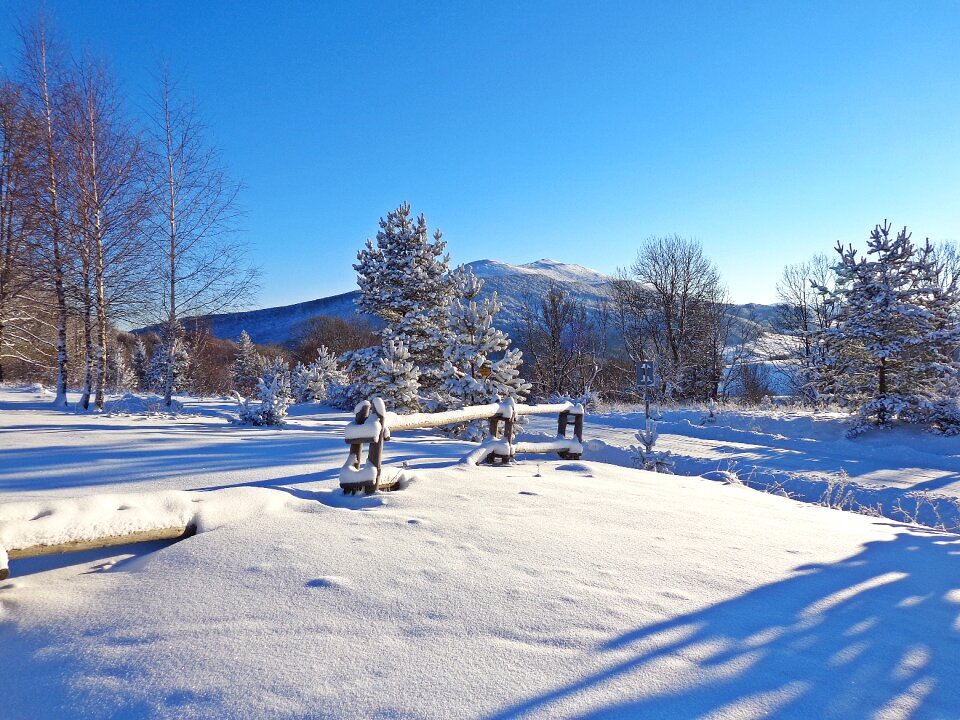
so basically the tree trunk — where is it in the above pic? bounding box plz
[53,244,68,406]
[95,240,106,410]
[79,248,93,410]
[36,30,69,407]
[163,94,177,409]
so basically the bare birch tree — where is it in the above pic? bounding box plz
[0,77,52,381]
[147,70,255,407]
[65,54,150,409]
[20,17,71,405]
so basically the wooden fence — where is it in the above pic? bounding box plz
[340,397,585,494]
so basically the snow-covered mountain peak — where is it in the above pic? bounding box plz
[467,258,611,286]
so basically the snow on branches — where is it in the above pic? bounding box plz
[236,355,292,426]
[820,221,960,434]
[440,268,530,436]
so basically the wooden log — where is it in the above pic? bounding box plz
[558,410,569,438]
[3,524,198,579]
[369,430,385,488]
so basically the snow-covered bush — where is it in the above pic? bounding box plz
[702,398,719,424]
[630,416,673,473]
[291,361,321,404]
[292,345,349,404]
[236,356,292,426]
[547,389,600,410]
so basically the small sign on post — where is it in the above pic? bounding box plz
[637,361,655,422]
[636,362,654,388]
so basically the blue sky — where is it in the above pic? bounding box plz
[1,1,958,306]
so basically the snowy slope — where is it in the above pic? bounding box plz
[139,290,376,347]
[150,257,780,349]
[153,258,616,346]
[1,388,956,719]
[465,258,614,334]
[469,258,611,286]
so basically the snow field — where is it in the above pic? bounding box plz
[6,461,957,718]
[2,388,960,718]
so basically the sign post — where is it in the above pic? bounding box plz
[636,361,654,422]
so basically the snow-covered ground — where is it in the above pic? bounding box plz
[524,404,960,530]
[2,387,959,718]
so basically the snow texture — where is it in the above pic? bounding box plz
[2,387,959,719]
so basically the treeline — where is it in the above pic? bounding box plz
[516,234,745,404]
[0,15,254,408]
[773,221,960,433]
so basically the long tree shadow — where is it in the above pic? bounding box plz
[489,531,960,719]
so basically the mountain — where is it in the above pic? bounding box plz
[157,259,777,348]
[466,259,613,332]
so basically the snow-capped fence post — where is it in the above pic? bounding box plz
[555,408,584,461]
[485,400,516,465]
[340,398,586,493]
[341,399,391,495]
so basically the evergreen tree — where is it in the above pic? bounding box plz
[146,324,191,394]
[131,339,149,391]
[107,347,136,391]
[822,221,960,433]
[237,355,292,426]
[336,345,379,408]
[290,361,319,404]
[314,345,348,402]
[353,203,457,394]
[232,330,264,397]
[291,346,350,404]
[441,269,530,419]
[364,338,420,412]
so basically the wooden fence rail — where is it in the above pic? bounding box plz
[0,523,197,581]
[340,397,585,495]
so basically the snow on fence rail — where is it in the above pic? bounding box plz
[0,524,196,581]
[340,397,585,495]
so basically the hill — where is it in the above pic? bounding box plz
[155,259,778,347]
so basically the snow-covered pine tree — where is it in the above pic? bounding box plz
[364,338,420,412]
[353,203,457,395]
[107,347,136,391]
[131,339,149,391]
[232,330,264,397]
[336,345,378,408]
[440,269,530,437]
[237,356,293,426]
[314,345,348,402]
[824,221,960,434]
[146,325,191,395]
[291,346,350,404]
[291,361,321,404]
